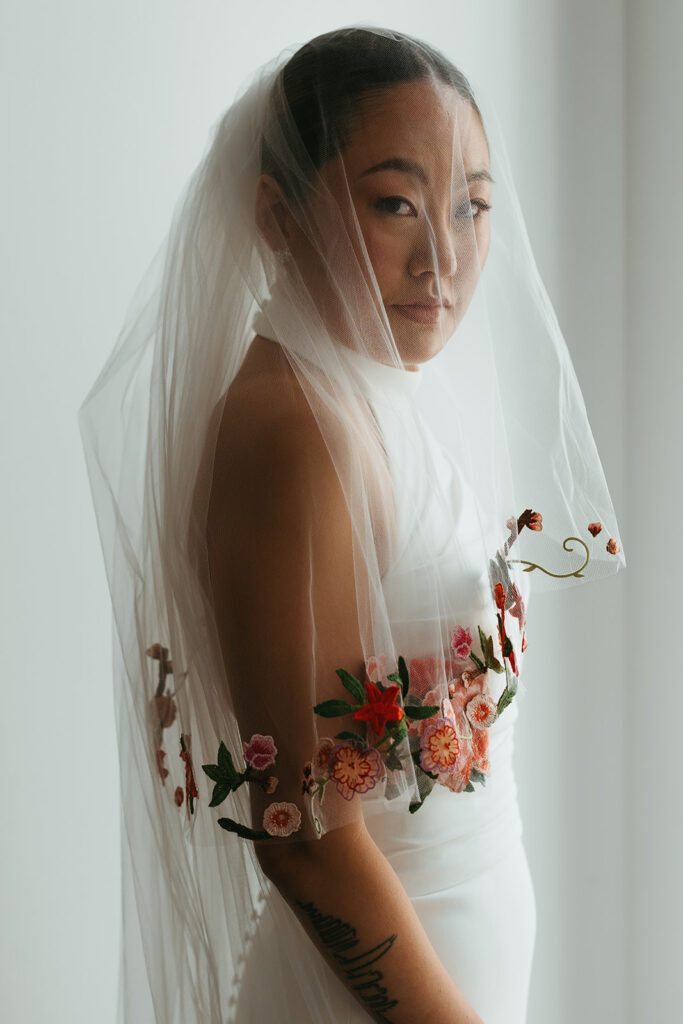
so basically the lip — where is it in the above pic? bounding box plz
[392,302,451,325]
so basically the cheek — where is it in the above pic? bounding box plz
[356,218,409,291]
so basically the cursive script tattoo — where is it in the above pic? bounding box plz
[295,899,399,1022]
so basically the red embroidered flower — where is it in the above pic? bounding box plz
[606,537,620,555]
[420,718,460,774]
[174,786,184,806]
[179,734,199,812]
[587,522,602,537]
[352,681,404,736]
[494,582,506,611]
[262,801,302,838]
[521,632,528,653]
[329,741,383,800]
[449,625,473,660]
[242,733,278,771]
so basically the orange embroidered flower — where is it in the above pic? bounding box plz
[352,681,404,736]
[420,718,460,774]
[606,537,620,554]
[329,741,383,800]
[494,582,506,610]
[465,693,498,730]
[587,522,602,537]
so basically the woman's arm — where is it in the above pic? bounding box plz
[256,820,483,1024]
[207,381,483,1023]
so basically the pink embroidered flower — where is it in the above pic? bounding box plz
[606,537,620,555]
[174,786,184,806]
[145,642,173,675]
[329,741,383,800]
[155,748,169,785]
[366,654,390,683]
[587,522,602,537]
[420,718,460,774]
[150,693,177,729]
[465,693,498,730]
[262,801,302,838]
[242,733,278,771]
[312,737,336,777]
[508,583,526,628]
[449,625,472,660]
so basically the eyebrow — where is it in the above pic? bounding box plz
[358,156,494,185]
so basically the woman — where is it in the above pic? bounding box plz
[79,25,625,1024]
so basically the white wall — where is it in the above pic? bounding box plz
[1,2,676,1022]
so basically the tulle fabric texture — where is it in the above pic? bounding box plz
[78,25,625,1023]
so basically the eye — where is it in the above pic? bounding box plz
[374,195,418,217]
[455,199,492,219]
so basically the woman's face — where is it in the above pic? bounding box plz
[261,78,492,370]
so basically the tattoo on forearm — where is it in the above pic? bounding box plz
[295,899,399,1022]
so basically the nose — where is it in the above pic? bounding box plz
[407,209,458,282]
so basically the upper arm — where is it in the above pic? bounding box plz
[206,391,367,848]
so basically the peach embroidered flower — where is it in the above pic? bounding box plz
[329,741,383,800]
[508,584,526,628]
[366,654,390,683]
[262,801,302,838]
[465,693,498,730]
[587,522,602,537]
[242,733,277,771]
[606,537,620,554]
[449,625,473,660]
[420,718,460,774]
[312,737,336,777]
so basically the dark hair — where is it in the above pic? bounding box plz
[261,26,482,203]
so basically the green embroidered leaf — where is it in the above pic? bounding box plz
[497,688,514,715]
[469,767,487,787]
[217,817,270,841]
[208,781,232,807]
[469,650,486,672]
[334,730,366,743]
[335,668,366,704]
[201,764,223,784]
[384,747,404,771]
[397,655,410,699]
[508,673,519,696]
[404,703,440,720]
[313,698,355,717]
[217,741,235,775]
[464,781,475,792]
[502,635,514,658]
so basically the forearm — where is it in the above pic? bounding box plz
[257,820,484,1024]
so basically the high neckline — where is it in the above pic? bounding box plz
[250,288,424,404]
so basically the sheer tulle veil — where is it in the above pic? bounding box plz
[77,24,625,1022]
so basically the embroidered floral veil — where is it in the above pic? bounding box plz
[78,25,625,1023]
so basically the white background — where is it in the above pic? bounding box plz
[1,2,680,1022]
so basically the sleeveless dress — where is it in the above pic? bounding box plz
[232,323,537,1023]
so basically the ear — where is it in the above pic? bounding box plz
[254,174,295,252]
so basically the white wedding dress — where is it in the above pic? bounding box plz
[232,319,537,1024]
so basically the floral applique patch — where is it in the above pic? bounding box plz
[146,507,622,839]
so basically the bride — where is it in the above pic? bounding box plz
[78,24,625,1024]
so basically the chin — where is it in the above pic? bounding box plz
[395,321,454,367]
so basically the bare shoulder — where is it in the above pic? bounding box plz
[208,335,345,540]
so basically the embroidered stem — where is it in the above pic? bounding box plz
[507,536,590,578]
